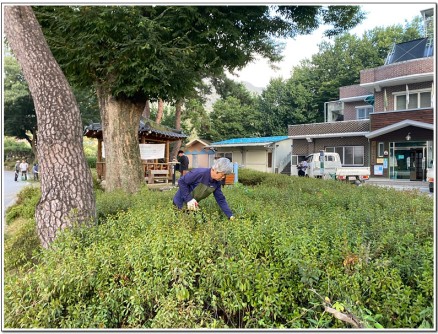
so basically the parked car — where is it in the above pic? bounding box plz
[305,152,370,184]
[426,161,434,193]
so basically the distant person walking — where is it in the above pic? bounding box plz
[33,163,39,181]
[176,150,189,177]
[20,159,29,181]
[298,158,308,177]
[14,160,20,182]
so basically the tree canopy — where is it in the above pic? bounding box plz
[31,5,365,192]
[4,54,100,148]
[34,5,365,102]
[259,18,423,124]
[4,55,37,149]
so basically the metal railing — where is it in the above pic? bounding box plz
[278,152,292,175]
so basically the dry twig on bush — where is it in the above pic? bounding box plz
[324,306,363,328]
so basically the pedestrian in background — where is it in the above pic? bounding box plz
[177,150,189,177]
[14,160,20,182]
[298,158,308,177]
[20,159,29,181]
[33,163,39,181]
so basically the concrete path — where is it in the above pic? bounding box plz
[3,170,34,213]
[365,177,432,195]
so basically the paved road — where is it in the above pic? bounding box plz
[365,177,432,196]
[3,170,33,212]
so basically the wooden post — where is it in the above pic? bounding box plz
[97,139,102,180]
[97,139,102,163]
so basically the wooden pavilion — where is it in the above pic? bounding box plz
[83,118,187,182]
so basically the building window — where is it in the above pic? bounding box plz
[216,152,233,162]
[356,106,373,120]
[267,152,272,168]
[394,89,432,110]
[378,142,384,157]
[326,146,364,166]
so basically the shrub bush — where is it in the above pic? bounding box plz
[4,186,42,273]
[3,173,434,329]
[4,137,32,162]
[5,186,41,225]
[95,188,135,223]
[4,218,42,273]
[86,156,97,169]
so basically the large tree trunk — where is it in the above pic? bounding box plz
[4,6,96,248]
[170,99,183,160]
[156,98,164,124]
[96,86,144,193]
[30,129,38,161]
[23,130,37,161]
[142,99,150,119]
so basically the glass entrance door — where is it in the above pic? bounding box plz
[409,149,425,180]
[390,141,427,180]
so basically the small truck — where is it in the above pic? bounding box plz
[303,152,370,184]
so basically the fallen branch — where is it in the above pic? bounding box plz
[324,306,363,328]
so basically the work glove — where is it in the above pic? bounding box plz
[187,199,199,211]
[229,216,235,220]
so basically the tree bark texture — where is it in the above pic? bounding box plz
[96,86,144,193]
[4,6,96,248]
[29,129,38,161]
[142,99,150,119]
[170,99,183,160]
[156,98,164,124]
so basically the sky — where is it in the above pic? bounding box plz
[228,2,434,88]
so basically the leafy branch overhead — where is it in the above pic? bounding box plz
[34,5,365,102]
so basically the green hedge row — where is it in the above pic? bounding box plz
[3,170,434,329]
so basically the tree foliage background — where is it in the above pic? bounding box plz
[5,14,422,145]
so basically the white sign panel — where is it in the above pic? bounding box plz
[139,144,165,160]
[374,165,384,176]
[102,143,165,160]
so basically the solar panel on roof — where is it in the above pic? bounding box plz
[385,38,433,64]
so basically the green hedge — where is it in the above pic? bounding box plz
[5,186,41,225]
[4,137,32,162]
[86,156,97,169]
[3,173,434,329]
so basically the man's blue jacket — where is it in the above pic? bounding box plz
[173,168,233,218]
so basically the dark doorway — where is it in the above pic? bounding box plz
[409,149,425,181]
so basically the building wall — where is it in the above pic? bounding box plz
[245,149,268,172]
[343,101,372,121]
[360,57,433,83]
[374,82,433,113]
[184,141,213,168]
[369,126,434,179]
[274,139,293,173]
[214,147,267,172]
[370,109,434,131]
[212,148,243,165]
[293,137,370,166]
[214,139,292,173]
[371,126,433,143]
[340,84,372,99]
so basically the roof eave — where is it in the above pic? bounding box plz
[289,132,369,139]
[365,120,434,139]
[207,142,276,148]
[339,95,373,103]
[360,72,434,92]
